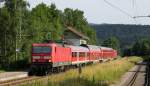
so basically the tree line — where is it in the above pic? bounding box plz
[91,24,150,57]
[0,0,96,69]
[124,38,150,57]
[91,24,150,50]
[100,36,150,57]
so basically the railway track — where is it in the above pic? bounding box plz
[0,69,69,86]
[0,76,42,86]
[126,62,149,86]
[127,63,142,86]
[0,66,82,86]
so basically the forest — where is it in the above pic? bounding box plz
[91,24,150,56]
[0,0,96,69]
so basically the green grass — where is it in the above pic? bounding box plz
[22,56,142,86]
[0,69,5,73]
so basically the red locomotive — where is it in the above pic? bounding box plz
[29,42,117,75]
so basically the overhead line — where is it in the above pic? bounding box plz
[133,15,150,18]
[132,0,150,19]
[104,0,134,19]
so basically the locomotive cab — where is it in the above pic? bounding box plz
[29,43,55,76]
[29,43,72,76]
[32,45,52,63]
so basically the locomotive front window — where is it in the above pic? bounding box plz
[32,46,51,54]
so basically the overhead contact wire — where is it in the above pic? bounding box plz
[104,0,134,19]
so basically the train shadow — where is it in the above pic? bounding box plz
[47,77,109,86]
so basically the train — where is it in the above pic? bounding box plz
[28,41,117,75]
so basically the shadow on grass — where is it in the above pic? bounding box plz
[47,77,109,86]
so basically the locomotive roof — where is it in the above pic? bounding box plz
[32,42,115,52]
[87,45,100,52]
[99,46,113,50]
[65,45,89,52]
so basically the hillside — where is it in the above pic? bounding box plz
[90,24,150,49]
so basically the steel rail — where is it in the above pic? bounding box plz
[0,76,41,86]
[127,64,142,86]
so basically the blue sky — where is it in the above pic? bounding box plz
[27,0,150,25]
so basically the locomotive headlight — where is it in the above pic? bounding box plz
[44,56,50,59]
[32,56,40,59]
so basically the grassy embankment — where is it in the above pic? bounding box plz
[22,56,142,86]
[0,69,5,73]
